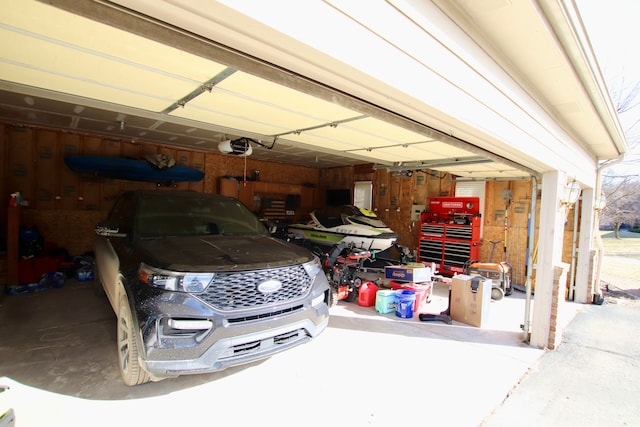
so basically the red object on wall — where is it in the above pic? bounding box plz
[418,197,481,276]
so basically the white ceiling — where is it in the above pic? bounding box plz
[0,0,626,180]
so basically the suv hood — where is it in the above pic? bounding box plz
[135,235,315,272]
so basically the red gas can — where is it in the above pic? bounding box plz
[358,281,379,307]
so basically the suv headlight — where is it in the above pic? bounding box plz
[302,256,323,279]
[138,264,214,292]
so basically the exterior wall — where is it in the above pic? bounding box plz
[530,171,572,349]
[548,263,570,350]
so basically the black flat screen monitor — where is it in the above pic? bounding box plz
[326,189,351,206]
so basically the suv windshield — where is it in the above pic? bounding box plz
[134,193,268,238]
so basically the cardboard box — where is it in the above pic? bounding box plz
[384,265,432,283]
[450,275,491,327]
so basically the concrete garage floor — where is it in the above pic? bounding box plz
[0,279,581,427]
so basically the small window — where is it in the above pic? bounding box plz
[455,181,486,237]
[354,181,372,210]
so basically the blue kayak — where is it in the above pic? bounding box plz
[64,156,205,184]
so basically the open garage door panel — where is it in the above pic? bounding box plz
[0,0,537,178]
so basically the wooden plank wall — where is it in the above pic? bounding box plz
[482,180,576,285]
[320,166,455,250]
[483,180,536,285]
[320,168,575,286]
[1,124,320,256]
[1,122,577,288]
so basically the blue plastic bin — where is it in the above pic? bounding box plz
[395,289,416,318]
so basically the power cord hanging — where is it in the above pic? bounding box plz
[243,138,248,186]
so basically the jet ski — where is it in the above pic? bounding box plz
[286,205,398,251]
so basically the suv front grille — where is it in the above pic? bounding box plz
[198,265,311,310]
[226,305,303,323]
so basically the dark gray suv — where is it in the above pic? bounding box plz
[94,190,330,385]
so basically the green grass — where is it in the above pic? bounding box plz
[600,230,640,281]
[600,230,640,259]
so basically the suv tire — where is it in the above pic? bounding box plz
[117,294,151,386]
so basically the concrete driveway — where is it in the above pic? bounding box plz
[483,245,640,427]
[482,298,640,427]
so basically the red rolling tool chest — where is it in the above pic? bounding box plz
[418,197,481,276]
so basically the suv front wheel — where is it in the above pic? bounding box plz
[117,293,151,386]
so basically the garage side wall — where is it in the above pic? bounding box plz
[320,167,577,289]
[482,180,578,289]
[2,123,578,294]
[0,123,320,257]
[320,166,455,252]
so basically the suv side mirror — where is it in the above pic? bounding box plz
[95,220,127,238]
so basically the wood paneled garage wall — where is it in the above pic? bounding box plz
[0,123,320,256]
[2,122,574,288]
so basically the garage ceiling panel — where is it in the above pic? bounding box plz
[0,103,72,129]
[412,141,477,158]
[171,72,367,136]
[337,117,432,144]
[283,116,435,151]
[216,73,358,120]
[0,61,177,113]
[0,0,542,178]
[170,100,290,136]
[272,131,365,154]
[439,162,524,178]
[1,2,227,112]
[1,30,191,99]
[171,90,324,135]
[284,127,399,154]
[350,145,471,163]
[287,128,476,161]
[4,1,221,82]
[352,146,442,163]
